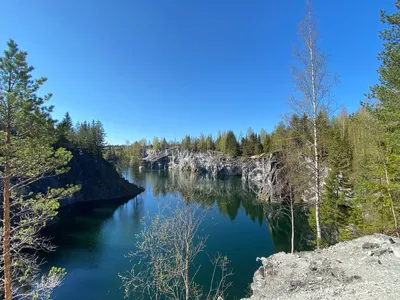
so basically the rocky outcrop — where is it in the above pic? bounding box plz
[143,150,284,201]
[30,149,144,207]
[244,234,400,300]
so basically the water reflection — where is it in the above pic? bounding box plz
[129,168,312,252]
[130,168,264,224]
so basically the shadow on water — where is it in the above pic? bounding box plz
[43,196,145,269]
[41,168,310,300]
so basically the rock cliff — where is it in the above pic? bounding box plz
[244,234,400,300]
[30,149,144,207]
[143,150,284,201]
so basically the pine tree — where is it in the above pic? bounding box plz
[0,40,78,299]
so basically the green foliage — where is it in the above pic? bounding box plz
[0,39,78,298]
[363,2,400,234]
[55,112,73,146]
[181,135,191,150]
[224,130,239,157]
[317,115,354,244]
[270,122,288,152]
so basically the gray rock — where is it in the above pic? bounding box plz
[143,150,288,202]
[362,242,379,249]
[243,234,400,300]
[390,244,400,258]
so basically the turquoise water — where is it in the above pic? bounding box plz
[43,169,290,299]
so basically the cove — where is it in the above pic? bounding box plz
[42,169,290,299]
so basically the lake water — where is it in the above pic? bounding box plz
[43,169,298,299]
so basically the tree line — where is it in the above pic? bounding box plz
[55,112,106,157]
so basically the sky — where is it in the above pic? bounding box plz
[0,0,395,144]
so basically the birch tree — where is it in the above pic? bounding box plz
[289,2,336,248]
[120,202,233,300]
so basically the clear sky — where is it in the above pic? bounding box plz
[0,0,395,144]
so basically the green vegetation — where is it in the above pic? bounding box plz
[0,40,79,300]
[56,112,106,157]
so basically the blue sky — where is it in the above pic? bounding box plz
[0,0,395,144]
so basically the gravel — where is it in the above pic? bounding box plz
[244,234,400,300]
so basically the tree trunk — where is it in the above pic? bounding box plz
[308,14,322,248]
[3,124,12,300]
[290,189,295,255]
[185,240,190,300]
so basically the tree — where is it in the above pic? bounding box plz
[0,40,78,299]
[224,131,239,157]
[289,2,336,247]
[181,135,191,150]
[198,133,207,152]
[72,120,106,156]
[120,202,233,300]
[366,1,400,234]
[348,109,391,235]
[91,120,106,156]
[152,137,160,150]
[215,131,225,152]
[205,135,215,151]
[55,112,73,146]
[160,138,168,150]
[270,122,288,152]
[316,115,353,245]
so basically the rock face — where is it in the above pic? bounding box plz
[244,234,400,300]
[30,149,144,207]
[144,150,284,201]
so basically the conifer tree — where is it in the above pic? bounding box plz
[0,40,78,299]
[366,1,400,234]
[319,118,353,244]
[224,131,239,157]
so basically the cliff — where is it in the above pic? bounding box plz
[30,149,144,207]
[244,234,400,300]
[143,149,285,202]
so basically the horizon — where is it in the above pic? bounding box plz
[0,0,394,144]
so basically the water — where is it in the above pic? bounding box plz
[43,169,296,299]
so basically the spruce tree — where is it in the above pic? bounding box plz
[224,131,239,157]
[367,1,400,233]
[319,120,353,244]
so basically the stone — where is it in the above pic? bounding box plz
[143,149,289,202]
[362,242,379,249]
[243,234,400,300]
[390,244,400,258]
